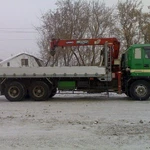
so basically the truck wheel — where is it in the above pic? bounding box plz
[5,81,26,101]
[130,80,150,100]
[29,81,50,101]
[49,88,57,98]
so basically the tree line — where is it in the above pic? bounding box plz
[37,0,150,66]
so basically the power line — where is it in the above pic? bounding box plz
[0,39,36,41]
[0,30,37,33]
[0,27,38,33]
[0,28,36,29]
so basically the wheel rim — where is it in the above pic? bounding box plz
[8,86,20,98]
[33,86,45,98]
[135,85,147,97]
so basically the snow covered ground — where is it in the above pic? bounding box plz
[0,93,150,150]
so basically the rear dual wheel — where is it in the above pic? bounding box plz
[29,81,51,101]
[5,81,26,101]
[4,81,52,101]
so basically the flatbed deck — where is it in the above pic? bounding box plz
[0,66,106,78]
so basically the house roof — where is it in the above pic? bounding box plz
[0,52,43,64]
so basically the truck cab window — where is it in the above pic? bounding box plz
[144,47,150,59]
[134,48,141,59]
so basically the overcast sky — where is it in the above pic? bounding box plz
[0,0,149,60]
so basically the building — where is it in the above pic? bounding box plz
[0,53,44,67]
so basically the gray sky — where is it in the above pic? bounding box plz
[0,0,149,60]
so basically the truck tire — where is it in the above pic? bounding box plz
[29,81,50,101]
[5,81,26,101]
[49,88,57,98]
[130,80,150,100]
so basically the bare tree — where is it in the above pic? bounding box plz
[115,0,143,50]
[87,1,114,65]
[38,0,150,65]
[37,0,114,66]
[138,12,150,43]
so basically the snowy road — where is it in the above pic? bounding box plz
[0,94,150,150]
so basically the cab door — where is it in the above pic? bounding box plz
[132,47,143,69]
[143,47,150,70]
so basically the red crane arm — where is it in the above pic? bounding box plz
[50,38,120,59]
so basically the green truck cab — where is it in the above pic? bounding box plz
[121,44,150,100]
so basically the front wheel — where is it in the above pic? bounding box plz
[130,80,150,100]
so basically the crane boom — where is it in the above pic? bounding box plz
[50,38,120,59]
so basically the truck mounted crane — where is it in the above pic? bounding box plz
[0,37,150,101]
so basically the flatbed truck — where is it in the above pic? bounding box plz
[0,38,150,101]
